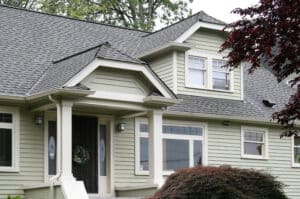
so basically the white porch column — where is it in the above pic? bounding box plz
[147,110,164,186]
[60,100,75,182]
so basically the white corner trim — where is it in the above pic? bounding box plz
[241,126,269,160]
[172,51,178,94]
[175,22,225,43]
[64,59,172,99]
[0,106,20,172]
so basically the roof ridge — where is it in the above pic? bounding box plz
[142,11,205,37]
[0,4,150,33]
[52,42,106,64]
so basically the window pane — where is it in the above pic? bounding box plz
[140,123,148,133]
[163,139,189,170]
[188,56,205,69]
[48,121,57,175]
[163,125,202,136]
[0,128,12,166]
[294,147,300,164]
[244,142,263,156]
[188,68,205,86]
[0,113,12,123]
[294,136,300,147]
[194,141,202,166]
[100,125,106,176]
[213,72,228,90]
[140,137,149,171]
[212,59,227,71]
[244,132,264,142]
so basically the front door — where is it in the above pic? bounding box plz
[72,115,98,193]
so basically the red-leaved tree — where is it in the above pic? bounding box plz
[220,0,300,136]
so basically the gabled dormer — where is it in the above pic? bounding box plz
[139,12,243,100]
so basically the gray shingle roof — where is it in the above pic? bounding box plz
[0,5,226,96]
[169,66,293,120]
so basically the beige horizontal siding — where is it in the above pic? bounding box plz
[113,117,300,198]
[0,108,44,199]
[149,53,174,91]
[207,122,300,199]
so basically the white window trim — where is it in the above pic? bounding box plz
[185,50,234,93]
[135,118,208,176]
[241,126,269,160]
[0,106,20,172]
[292,135,300,168]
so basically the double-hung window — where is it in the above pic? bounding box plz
[0,108,19,172]
[293,136,300,167]
[186,55,207,88]
[212,59,230,90]
[136,119,206,175]
[241,127,268,159]
[186,52,232,91]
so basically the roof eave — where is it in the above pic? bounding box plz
[138,42,191,60]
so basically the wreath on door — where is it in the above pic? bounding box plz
[73,145,90,165]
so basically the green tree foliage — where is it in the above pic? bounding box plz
[0,0,37,8]
[0,0,193,31]
[221,0,300,136]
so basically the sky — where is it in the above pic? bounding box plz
[190,0,259,23]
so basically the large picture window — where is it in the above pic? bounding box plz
[136,119,206,175]
[241,127,268,159]
[0,108,19,172]
[293,136,300,167]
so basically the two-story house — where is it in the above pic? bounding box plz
[0,4,299,199]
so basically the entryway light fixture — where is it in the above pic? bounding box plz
[35,115,44,125]
[117,123,126,132]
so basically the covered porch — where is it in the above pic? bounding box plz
[26,58,178,199]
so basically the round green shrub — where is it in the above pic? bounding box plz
[151,166,287,199]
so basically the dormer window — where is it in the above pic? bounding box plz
[185,51,233,92]
[212,59,230,90]
[187,56,207,88]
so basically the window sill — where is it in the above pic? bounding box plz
[0,167,19,173]
[185,85,234,93]
[241,155,268,160]
[135,170,175,176]
[292,164,300,168]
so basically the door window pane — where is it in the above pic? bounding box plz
[0,128,12,167]
[100,125,106,176]
[48,121,56,175]
[163,139,189,170]
[140,123,148,133]
[194,141,202,165]
[140,137,149,171]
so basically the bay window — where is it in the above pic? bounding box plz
[136,119,206,175]
[0,108,19,172]
[293,136,300,167]
[241,127,268,159]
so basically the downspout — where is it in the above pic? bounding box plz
[48,95,62,183]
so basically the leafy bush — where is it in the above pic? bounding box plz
[7,195,21,199]
[151,166,287,199]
